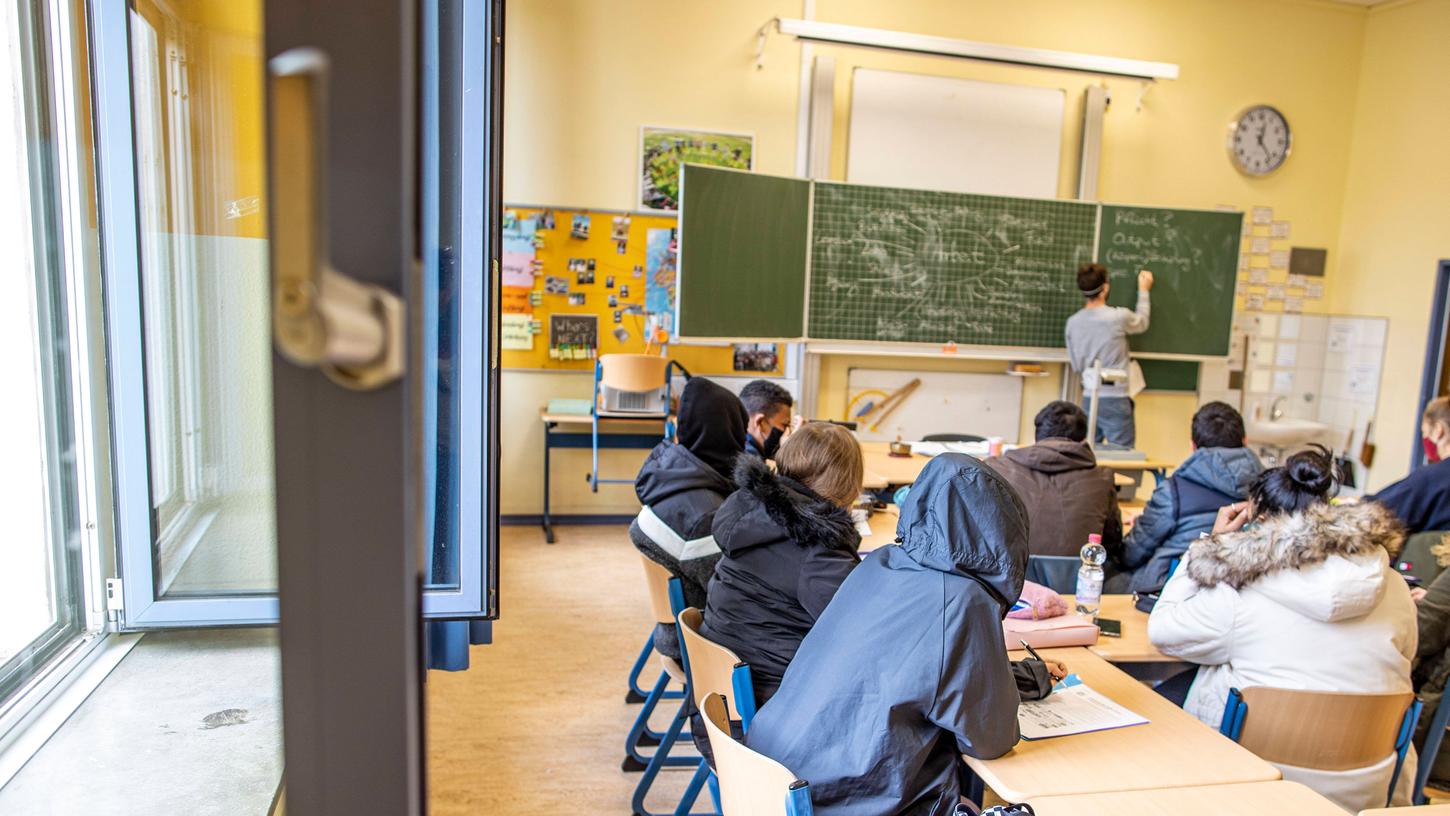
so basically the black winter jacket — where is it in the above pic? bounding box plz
[698,456,860,705]
[629,441,735,656]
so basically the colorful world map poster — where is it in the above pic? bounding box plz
[644,227,677,342]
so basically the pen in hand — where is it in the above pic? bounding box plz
[1020,640,1068,682]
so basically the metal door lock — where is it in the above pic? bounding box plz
[269,48,404,391]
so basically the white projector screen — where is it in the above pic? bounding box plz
[846,68,1065,198]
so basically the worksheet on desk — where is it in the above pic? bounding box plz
[1018,682,1149,740]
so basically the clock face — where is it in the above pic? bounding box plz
[1229,105,1291,176]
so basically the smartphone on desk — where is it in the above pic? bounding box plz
[1094,617,1122,638]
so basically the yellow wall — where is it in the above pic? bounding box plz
[501,0,1395,514]
[1332,0,1450,490]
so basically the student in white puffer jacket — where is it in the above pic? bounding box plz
[1149,447,1417,813]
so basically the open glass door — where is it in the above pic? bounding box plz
[90,0,500,628]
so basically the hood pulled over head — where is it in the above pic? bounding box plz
[896,453,1029,616]
[675,377,748,479]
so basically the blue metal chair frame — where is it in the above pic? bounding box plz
[670,610,763,816]
[590,357,677,492]
[1220,687,1422,807]
[1414,693,1450,803]
[785,780,813,815]
[626,630,686,708]
[628,578,716,816]
[624,577,694,770]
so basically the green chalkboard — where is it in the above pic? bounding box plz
[677,165,810,339]
[1100,205,1242,357]
[807,182,1097,347]
[1138,359,1200,392]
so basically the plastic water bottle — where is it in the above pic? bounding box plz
[1076,534,1106,616]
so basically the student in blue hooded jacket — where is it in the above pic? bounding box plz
[1107,401,1261,595]
[744,454,1060,815]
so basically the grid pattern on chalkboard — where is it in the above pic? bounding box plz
[807,184,1097,347]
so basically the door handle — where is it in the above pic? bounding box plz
[268,48,404,390]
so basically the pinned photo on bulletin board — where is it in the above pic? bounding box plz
[639,126,754,212]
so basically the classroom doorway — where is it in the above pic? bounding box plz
[1415,260,1450,471]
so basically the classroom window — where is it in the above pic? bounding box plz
[0,0,87,706]
[127,0,278,598]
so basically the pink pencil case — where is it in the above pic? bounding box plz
[1004,615,1100,649]
[1006,581,1069,620]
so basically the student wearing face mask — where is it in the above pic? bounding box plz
[1369,396,1450,534]
[739,379,795,461]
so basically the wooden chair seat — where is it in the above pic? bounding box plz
[678,607,747,718]
[599,353,669,394]
[639,556,677,626]
[1232,687,1413,771]
[700,693,812,815]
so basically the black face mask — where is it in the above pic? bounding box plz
[760,425,785,458]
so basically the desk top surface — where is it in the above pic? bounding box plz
[1061,594,1173,663]
[963,647,1279,800]
[1027,781,1342,816]
[541,411,667,424]
[1359,807,1450,815]
[859,442,1171,487]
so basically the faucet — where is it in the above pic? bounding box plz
[1270,395,1287,421]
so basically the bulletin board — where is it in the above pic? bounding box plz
[501,204,784,376]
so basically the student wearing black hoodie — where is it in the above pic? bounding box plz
[629,377,748,659]
[745,454,1055,815]
[698,421,864,706]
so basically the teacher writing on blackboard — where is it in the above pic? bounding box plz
[1065,263,1154,449]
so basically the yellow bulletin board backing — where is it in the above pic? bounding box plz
[501,204,783,376]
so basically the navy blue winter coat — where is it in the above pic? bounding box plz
[1117,446,1261,594]
[745,453,1031,815]
[1372,458,1450,534]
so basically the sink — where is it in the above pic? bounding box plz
[1245,417,1330,448]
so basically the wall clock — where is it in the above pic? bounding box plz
[1228,105,1291,176]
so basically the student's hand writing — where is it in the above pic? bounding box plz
[1211,502,1252,535]
[1138,269,1155,291]
[1045,660,1068,682]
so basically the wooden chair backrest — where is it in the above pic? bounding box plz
[701,693,801,815]
[639,555,676,625]
[678,607,744,717]
[1238,687,1413,771]
[600,353,669,393]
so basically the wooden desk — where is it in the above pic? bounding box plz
[862,468,890,490]
[963,648,1279,800]
[860,442,931,485]
[1062,594,1174,663]
[1029,781,1343,816]
[859,508,900,553]
[861,442,1135,487]
[539,411,665,543]
[1099,457,1177,484]
[1360,806,1450,815]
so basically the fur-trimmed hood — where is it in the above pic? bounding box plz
[712,455,860,556]
[1185,501,1405,622]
